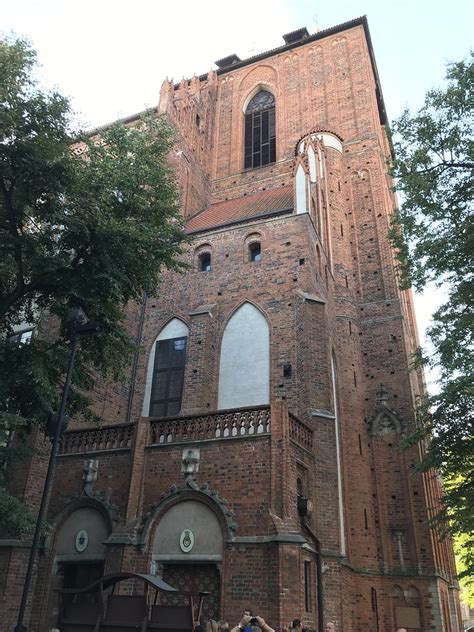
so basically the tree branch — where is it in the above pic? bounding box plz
[414,161,474,176]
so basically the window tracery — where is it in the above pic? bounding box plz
[244,90,276,169]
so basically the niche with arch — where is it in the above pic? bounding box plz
[43,505,112,629]
[153,499,224,561]
[391,584,422,631]
[152,499,224,619]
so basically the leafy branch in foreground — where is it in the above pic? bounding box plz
[390,53,473,580]
[0,37,187,535]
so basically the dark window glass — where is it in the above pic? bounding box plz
[244,90,276,169]
[59,561,105,608]
[297,477,303,497]
[151,402,166,418]
[167,400,181,417]
[152,371,168,399]
[249,242,261,262]
[246,90,275,113]
[200,253,211,272]
[149,336,187,417]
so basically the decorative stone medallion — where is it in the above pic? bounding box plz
[179,528,194,553]
[75,529,89,552]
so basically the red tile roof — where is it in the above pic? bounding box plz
[186,185,293,233]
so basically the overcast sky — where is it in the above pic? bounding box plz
[2,0,472,382]
[3,0,472,128]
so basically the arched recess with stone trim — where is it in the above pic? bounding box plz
[142,317,189,416]
[390,584,423,631]
[217,302,270,410]
[41,499,113,629]
[144,488,231,620]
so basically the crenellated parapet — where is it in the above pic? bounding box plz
[158,71,218,170]
[158,71,219,217]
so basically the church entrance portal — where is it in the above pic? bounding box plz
[152,498,225,620]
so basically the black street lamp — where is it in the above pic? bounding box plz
[14,309,100,632]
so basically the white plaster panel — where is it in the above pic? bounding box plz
[218,303,269,409]
[308,145,317,183]
[319,132,343,153]
[142,318,189,416]
[153,500,223,557]
[56,508,109,558]
[295,164,307,214]
[157,319,189,341]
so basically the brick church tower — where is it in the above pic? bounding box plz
[0,16,462,632]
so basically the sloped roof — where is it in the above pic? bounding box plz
[186,185,293,233]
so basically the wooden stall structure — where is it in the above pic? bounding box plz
[57,572,208,632]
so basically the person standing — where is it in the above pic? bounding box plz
[289,619,302,632]
[232,614,274,632]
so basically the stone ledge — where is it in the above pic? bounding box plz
[57,447,131,458]
[146,433,270,449]
[0,539,29,548]
[230,534,306,544]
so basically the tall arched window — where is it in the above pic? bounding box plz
[295,163,307,214]
[244,90,276,169]
[143,319,189,417]
[218,303,269,409]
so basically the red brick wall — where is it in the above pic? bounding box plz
[3,19,461,632]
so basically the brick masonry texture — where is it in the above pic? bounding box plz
[0,17,462,632]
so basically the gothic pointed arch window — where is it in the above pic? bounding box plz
[244,90,276,169]
[218,303,269,409]
[143,318,189,418]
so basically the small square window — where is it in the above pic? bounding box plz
[249,242,261,262]
[199,253,211,272]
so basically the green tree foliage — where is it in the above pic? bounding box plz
[0,38,186,534]
[453,505,474,607]
[390,54,473,580]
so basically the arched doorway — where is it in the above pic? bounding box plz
[45,505,111,629]
[152,499,224,619]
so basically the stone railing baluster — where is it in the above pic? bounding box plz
[58,423,135,455]
[149,406,272,446]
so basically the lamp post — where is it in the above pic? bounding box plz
[14,309,100,632]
